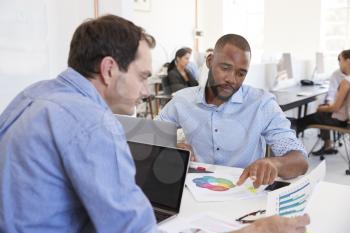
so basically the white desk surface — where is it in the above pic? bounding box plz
[160,163,350,233]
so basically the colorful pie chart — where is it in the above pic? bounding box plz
[193,176,235,191]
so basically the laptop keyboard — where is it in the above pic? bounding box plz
[154,210,172,223]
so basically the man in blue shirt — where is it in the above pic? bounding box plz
[157,34,308,188]
[0,15,158,233]
[0,15,309,233]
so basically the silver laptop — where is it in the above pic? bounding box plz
[127,141,190,224]
[115,114,177,147]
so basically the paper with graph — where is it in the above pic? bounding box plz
[266,161,326,217]
[186,171,267,202]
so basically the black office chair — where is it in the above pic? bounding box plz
[307,124,350,175]
[161,75,171,96]
[152,76,172,115]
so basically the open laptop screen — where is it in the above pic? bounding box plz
[127,141,190,212]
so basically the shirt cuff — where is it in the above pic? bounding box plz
[271,137,307,158]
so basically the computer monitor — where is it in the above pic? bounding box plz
[311,52,327,81]
[315,52,325,74]
[267,53,296,91]
[278,53,293,80]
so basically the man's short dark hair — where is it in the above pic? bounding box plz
[339,49,350,60]
[214,34,251,55]
[68,14,155,78]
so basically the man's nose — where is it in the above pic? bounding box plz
[225,71,238,84]
[140,81,150,99]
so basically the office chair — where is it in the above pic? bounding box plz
[161,75,171,95]
[137,95,155,119]
[307,124,350,175]
[153,76,172,115]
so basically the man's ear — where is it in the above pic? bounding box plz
[99,56,117,86]
[206,53,213,69]
[344,59,350,75]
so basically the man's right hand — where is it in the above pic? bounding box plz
[236,158,278,188]
[235,214,310,233]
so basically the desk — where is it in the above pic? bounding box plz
[272,85,328,116]
[160,164,350,233]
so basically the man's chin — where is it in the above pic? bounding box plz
[217,91,236,101]
[217,94,233,102]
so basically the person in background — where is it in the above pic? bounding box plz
[184,47,200,80]
[309,49,350,155]
[296,51,350,153]
[198,48,214,87]
[157,34,308,189]
[0,15,310,233]
[167,48,199,94]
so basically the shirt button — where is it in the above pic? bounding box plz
[214,129,218,132]
[216,147,220,151]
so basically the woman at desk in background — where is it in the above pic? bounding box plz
[166,48,198,94]
[295,52,350,154]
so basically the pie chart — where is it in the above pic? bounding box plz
[192,176,235,191]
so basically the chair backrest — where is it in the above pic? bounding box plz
[161,75,171,95]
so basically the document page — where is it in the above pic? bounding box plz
[266,161,326,217]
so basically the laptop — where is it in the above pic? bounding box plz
[127,141,190,224]
[115,114,177,147]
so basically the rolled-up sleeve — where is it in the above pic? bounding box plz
[261,95,307,158]
[61,112,159,233]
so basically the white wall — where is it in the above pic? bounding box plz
[46,0,133,78]
[0,0,51,111]
[99,0,133,21]
[197,0,223,52]
[0,0,132,112]
[133,0,196,72]
[264,0,322,60]
[46,0,93,78]
[0,0,329,112]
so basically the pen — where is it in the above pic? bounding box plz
[188,165,214,173]
[194,166,207,171]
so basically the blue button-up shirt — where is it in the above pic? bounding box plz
[0,68,158,233]
[157,86,306,168]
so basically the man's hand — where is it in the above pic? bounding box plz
[316,105,328,112]
[237,158,279,188]
[239,214,310,233]
[176,143,197,161]
[233,214,310,233]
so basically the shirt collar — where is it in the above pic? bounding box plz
[58,68,109,110]
[195,86,244,105]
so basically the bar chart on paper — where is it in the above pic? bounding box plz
[266,161,326,218]
[277,181,310,217]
